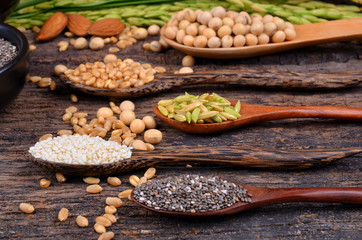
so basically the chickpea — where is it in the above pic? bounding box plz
[263,14,274,24]
[120,100,135,111]
[222,17,234,27]
[271,30,286,43]
[168,16,179,27]
[199,11,212,26]
[142,116,157,129]
[202,28,216,39]
[120,110,136,125]
[239,12,251,25]
[250,22,264,35]
[194,35,208,48]
[54,64,68,76]
[284,28,296,41]
[258,33,270,45]
[245,33,258,46]
[186,24,198,37]
[144,129,162,144]
[159,37,169,49]
[176,29,186,44]
[198,25,207,35]
[264,22,277,36]
[225,11,238,19]
[182,55,195,66]
[211,6,226,18]
[207,36,221,48]
[89,37,104,50]
[217,25,232,39]
[134,28,148,40]
[208,17,223,31]
[130,119,145,134]
[183,35,195,47]
[179,20,190,30]
[97,107,114,119]
[147,25,160,36]
[103,54,118,64]
[178,67,193,74]
[233,35,246,47]
[196,10,204,23]
[164,26,177,40]
[285,22,295,30]
[74,37,88,49]
[150,41,162,52]
[184,9,196,22]
[221,35,233,48]
[132,140,147,150]
[232,23,247,36]
[251,13,263,23]
[176,10,185,21]
[273,17,286,31]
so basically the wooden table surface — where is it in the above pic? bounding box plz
[0,31,361,239]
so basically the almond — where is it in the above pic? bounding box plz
[36,12,68,41]
[67,14,92,37]
[88,18,125,37]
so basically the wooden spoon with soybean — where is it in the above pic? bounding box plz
[153,101,362,134]
[161,18,362,59]
[131,181,362,218]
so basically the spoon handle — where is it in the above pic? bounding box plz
[245,104,362,122]
[261,187,362,205]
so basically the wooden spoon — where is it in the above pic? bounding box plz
[161,18,362,59]
[26,147,362,176]
[131,181,362,218]
[59,69,362,98]
[154,101,362,134]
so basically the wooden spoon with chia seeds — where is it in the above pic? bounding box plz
[131,178,362,218]
[153,100,362,134]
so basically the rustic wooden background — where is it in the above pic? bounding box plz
[0,31,361,239]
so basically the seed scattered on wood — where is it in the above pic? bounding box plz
[138,176,148,185]
[94,223,106,234]
[50,81,56,91]
[144,167,156,179]
[107,177,121,186]
[57,130,72,136]
[65,106,78,114]
[86,184,103,193]
[70,94,78,103]
[40,178,51,188]
[58,208,69,221]
[103,214,117,224]
[105,197,123,208]
[105,205,117,215]
[55,172,66,183]
[76,215,89,227]
[95,216,112,227]
[29,44,37,52]
[129,175,140,187]
[39,134,52,141]
[19,203,35,213]
[83,177,100,184]
[98,231,114,240]
[29,76,42,83]
[118,189,133,199]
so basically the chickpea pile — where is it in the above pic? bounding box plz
[63,57,166,90]
[55,100,163,151]
[163,6,296,48]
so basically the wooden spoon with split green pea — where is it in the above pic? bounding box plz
[153,100,362,134]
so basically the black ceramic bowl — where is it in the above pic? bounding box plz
[0,23,29,108]
[0,0,20,22]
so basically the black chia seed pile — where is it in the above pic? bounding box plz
[0,38,18,69]
[133,175,252,213]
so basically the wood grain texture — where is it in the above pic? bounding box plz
[0,30,361,240]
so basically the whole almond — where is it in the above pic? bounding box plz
[76,215,89,227]
[36,12,68,41]
[58,208,69,221]
[67,14,92,36]
[88,18,125,37]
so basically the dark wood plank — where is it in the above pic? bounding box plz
[0,31,361,239]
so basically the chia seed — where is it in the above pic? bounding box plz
[0,38,18,69]
[133,175,252,213]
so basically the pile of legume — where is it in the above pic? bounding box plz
[158,92,241,124]
[164,6,296,48]
[133,174,252,213]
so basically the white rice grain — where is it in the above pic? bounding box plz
[29,135,132,165]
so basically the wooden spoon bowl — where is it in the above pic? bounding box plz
[131,179,362,218]
[161,18,362,59]
[25,147,362,176]
[153,100,362,134]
